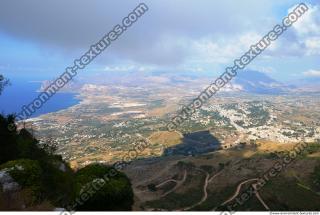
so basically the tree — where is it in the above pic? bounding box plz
[0,114,18,164]
[0,74,10,95]
[313,165,320,191]
[147,183,157,192]
[74,164,134,211]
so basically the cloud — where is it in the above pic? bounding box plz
[303,69,320,77]
[0,0,318,83]
[190,32,267,64]
[104,64,155,72]
[0,0,299,67]
[289,3,320,56]
[249,66,276,74]
[246,3,320,58]
[292,3,320,37]
[305,37,320,55]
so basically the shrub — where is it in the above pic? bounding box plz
[312,165,320,191]
[147,183,157,192]
[0,159,42,203]
[74,164,134,211]
[0,115,18,164]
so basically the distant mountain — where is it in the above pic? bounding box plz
[231,70,293,94]
[42,69,320,94]
[149,70,295,94]
[290,77,320,92]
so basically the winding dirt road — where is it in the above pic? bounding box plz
[181,169,210,210]
[252,183,270,210]
[221,178,270,210]
[180,169,224,211]
[156,179,178,188]
[221,178,259,206]
[161,169,187,197]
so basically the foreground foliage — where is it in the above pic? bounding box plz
[0,114,133,210]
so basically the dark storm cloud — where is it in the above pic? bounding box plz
[0,0,303,66]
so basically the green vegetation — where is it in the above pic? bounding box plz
[247,105,270,127]
[0,74,10,96]
[304,143,320,155]
[157,181,176,193]
[145,172,205,210]
[312,165,320,191]
[145,188,201,210]
[147,184,157,192]
[176,161,195,170]
[0,77,134,210]
[0,113,76,207]
[199,165,215,174]
[74,164,133,211]
[193,185,236,211]
[0,114,134,210]
[0,159,42,204]
[262,177,320,210]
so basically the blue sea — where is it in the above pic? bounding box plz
[0,78,80,118]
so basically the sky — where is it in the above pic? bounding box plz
[0,0,319,82]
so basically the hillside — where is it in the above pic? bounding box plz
[0,114,134,211]
[124,140,320,211]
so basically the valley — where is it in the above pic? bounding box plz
[19,71,320,210]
